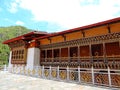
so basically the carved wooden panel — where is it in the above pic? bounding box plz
[81,72,92,83]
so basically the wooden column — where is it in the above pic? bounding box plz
[52,49,54,62]
[103,42,107,64]
[68,47,70,63]
[78,46,80,63]
[119,40,120,48]
[89,44,93,65]
[45,50,47,62]
[59,48,61,62]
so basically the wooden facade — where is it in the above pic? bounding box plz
[3,17,120,87]
[3,17,120,69]
[38,18,120,70]
[4,31,48,65]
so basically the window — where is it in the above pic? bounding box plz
[11,48,27,64]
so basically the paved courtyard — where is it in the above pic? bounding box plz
[0,71,112,90]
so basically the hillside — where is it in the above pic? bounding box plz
[0,26,31,65]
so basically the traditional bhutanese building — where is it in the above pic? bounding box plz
[3,17,120,70]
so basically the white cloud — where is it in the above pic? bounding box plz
[15,0,120,30]
[16,21,24,25]
[8,0,21,13]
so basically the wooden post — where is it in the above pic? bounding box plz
[89,44,93,65]
[119,40,120,49]
[68,47,70,63]
[52,49,54,62]
[45,50,47,62]
[78,46,80,63]
[103,42,106,56]
[103,42,107,64]
[59,48,61,63]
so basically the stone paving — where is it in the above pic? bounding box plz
[0,71,112,90]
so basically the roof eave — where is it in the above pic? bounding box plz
[37,17,120,40]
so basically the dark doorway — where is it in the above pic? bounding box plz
[91,44,103,56]
[54,49,59,57]
[70,47,78,57]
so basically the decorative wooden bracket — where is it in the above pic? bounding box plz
[62,34,66,41]
[47,37,51,43]
[107,24,111,33]
[81,30,85,37]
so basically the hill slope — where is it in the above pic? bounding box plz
[0,26,31,65]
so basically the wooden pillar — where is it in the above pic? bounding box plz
[45,50,47,62]
[52,49,54,62]
[68,47,70,63]
[119,40,120,48]
[103,42,107,64]
[89,44,93,65]
[78,46,80,63]
[59,48,61,62]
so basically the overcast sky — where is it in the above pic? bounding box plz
[0,0,120,32]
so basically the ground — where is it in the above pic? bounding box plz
[0,71,112,90]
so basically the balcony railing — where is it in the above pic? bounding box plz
[40,56,120,69]
[41,56,120,63]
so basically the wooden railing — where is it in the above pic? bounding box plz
[41,56,120,63]
[40,56,120,68]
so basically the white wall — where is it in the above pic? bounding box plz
[8,51,12,67]
[26,48,40,69]
[8,51,13,72]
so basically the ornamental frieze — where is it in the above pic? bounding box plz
[40,32,120,49]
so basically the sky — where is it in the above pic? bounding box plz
[0,0,120,32]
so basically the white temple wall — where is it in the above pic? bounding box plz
[8,51,12,68]
[8,51,13,72]
[26,48,40,69]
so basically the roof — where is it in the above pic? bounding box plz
[3,17,120,44]
[37,17,120,39]
[3,31,48,44]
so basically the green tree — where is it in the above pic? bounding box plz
[0,26,31,65]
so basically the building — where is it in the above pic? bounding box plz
[3,17,120,87]
[3,17,120,69]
